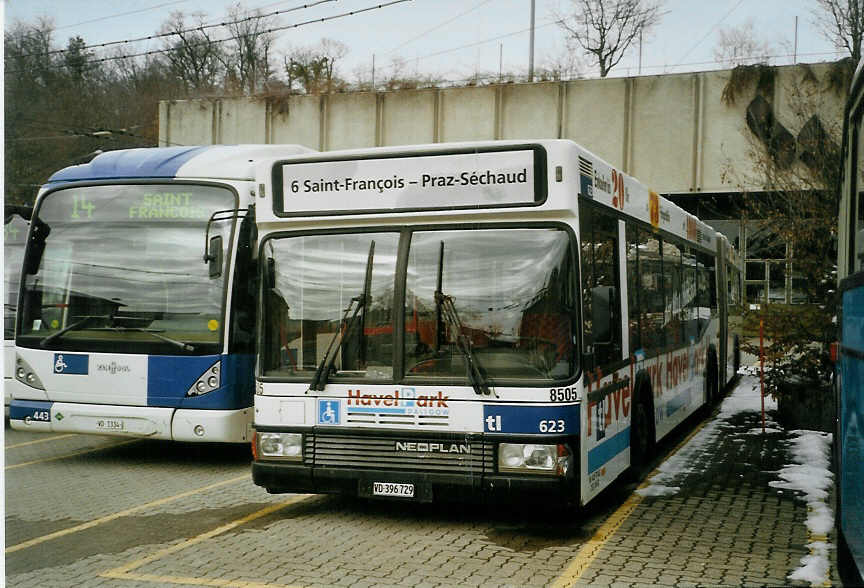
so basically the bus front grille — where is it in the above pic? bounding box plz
[304,433,493,473]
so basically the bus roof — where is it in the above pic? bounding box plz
[46,144,314,184]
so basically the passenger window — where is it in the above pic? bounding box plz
[626,224,641,355]
[579,202,622,368]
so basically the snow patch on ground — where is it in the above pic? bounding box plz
[768,429,835,585]
[635,484,680,497]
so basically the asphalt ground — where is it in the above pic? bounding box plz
[4,374,842,587]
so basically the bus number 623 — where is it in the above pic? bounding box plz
[539,419,565,433]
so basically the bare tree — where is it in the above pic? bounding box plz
[222,3,277,95]
[813,0,864,63]
[160,11,225,95]
[713,20,775,69]
[555,0,662,78]
[283,39,347,94]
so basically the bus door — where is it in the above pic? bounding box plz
[579,200,629,496]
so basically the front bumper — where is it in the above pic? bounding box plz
[252,429,579,505]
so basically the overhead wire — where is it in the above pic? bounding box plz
[52,0,192,31]
[13,0,339,60]
[677,0,745,65]
[5,0,411,75]
[385,0,493,54]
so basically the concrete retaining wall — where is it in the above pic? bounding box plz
[159,62,845,195]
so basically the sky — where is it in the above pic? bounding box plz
[2,0,848,84]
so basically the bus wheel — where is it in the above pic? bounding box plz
[733,335,741,375]
[629,386,655,480]
[705,349,719,406]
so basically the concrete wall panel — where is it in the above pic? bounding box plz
[562,78,627,170]
[439,86,496,142]
[500,83,559,140]
[382,90,436,145]
[160,63,844,195]
[218,98,266,144]
[630,74,697,192]
[326,93,377,150]
[161,99,214,147]
[700,70,758,192]
[270,95,321,149]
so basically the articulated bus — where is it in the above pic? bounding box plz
[837,59,864,587]
[10,144,312,442]
[5,205,32,412]
[250,139,741,506]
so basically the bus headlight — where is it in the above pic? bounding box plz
[257,432,303,460]
[14,356,45,390]
[187,360,221,397]
[498,443,570,476]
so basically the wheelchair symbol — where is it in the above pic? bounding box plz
[54,355,68,373]
[318,400,340,425]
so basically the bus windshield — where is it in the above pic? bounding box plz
[261,227,576,384]
[17,184,237,354]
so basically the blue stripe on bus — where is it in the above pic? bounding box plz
[47,146,211,182]
[146,354,254,410]
[587,427,630,473]
[348,407,412,414]
[9,399,54,422]
[482,403,580,434]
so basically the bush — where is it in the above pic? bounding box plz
[741,303,834,399]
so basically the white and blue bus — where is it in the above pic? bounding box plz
[10,144,312,442]
[837,59,864,587]
[250,139,741,506]
[5,205,32,413]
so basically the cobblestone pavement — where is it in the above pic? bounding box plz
[4,375,841,587]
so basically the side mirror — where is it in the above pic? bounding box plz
[591,286,615,345]
[207,235,223,278]
[23,218,50,275]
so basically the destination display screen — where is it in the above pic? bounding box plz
[273,146,546,216]
[54,188,220,222]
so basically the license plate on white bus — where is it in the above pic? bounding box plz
[96,419,125,431]
[372,482,415,498]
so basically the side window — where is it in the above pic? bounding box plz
[855,116,864,272]
[683,247,699,342]
[639,233,665,351]
[856,191,863,272]
[663,241,683,347]
[579,202,622,368]
[626,223,641,355]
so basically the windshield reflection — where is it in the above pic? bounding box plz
[18,184,236,353]
[4,214,29,339]
[262,227,576,385]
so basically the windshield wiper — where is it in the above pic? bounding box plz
[39,315,104,347]
[92,326,196,352]
[309,240,375,392]
[434,241,493,397]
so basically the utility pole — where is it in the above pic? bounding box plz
[793,16,798,64]
[372,53,376,90]
[528,0,535,82]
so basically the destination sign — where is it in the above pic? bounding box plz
[275,148,544,215]
[48,187,228,223]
